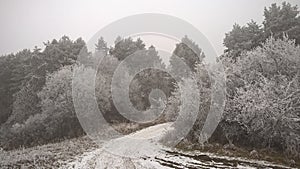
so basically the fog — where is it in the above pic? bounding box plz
[0,0,299,56]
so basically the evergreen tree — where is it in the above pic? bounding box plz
[109,37,145,60]
[95,37,108,55]
[170,36,204,77]
[264,2,300,44]
[223,2,300,60]
[223,21,264,60]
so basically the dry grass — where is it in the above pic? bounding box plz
[0,136,98,168]
[0,122,154,168]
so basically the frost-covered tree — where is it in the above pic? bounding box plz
[37,65,92,139]
[224,36,300,158]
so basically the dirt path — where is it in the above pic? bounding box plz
[62,123,172,168]
[62,123,293,169]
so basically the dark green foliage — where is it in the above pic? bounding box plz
[109,37,146,61]
[98,41,174,123]
[0,36,87,149]
[11,36,86,124]
[95,37,109,54]
[130,69,175,111]
[224,2,300,60]
[42,36,86,72]
[223,21,264,60]
[95,54,123,123]
[0,49,42,125]
[264,2,300,44]
[170,35,204,73]
[0,54,15,124]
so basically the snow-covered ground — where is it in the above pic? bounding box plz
[62,123,293,169]
[63,123,173,168]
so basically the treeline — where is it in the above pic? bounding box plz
[221,2,300,159]
[0,1,299,162]
[223,2,300,60]
[0,36,87,148]
[0,37,85,125]
[0,34,180,149]
[173,2,300,160]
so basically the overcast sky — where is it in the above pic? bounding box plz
[0,0,299,56]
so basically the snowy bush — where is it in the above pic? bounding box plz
[223,36,300,158]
